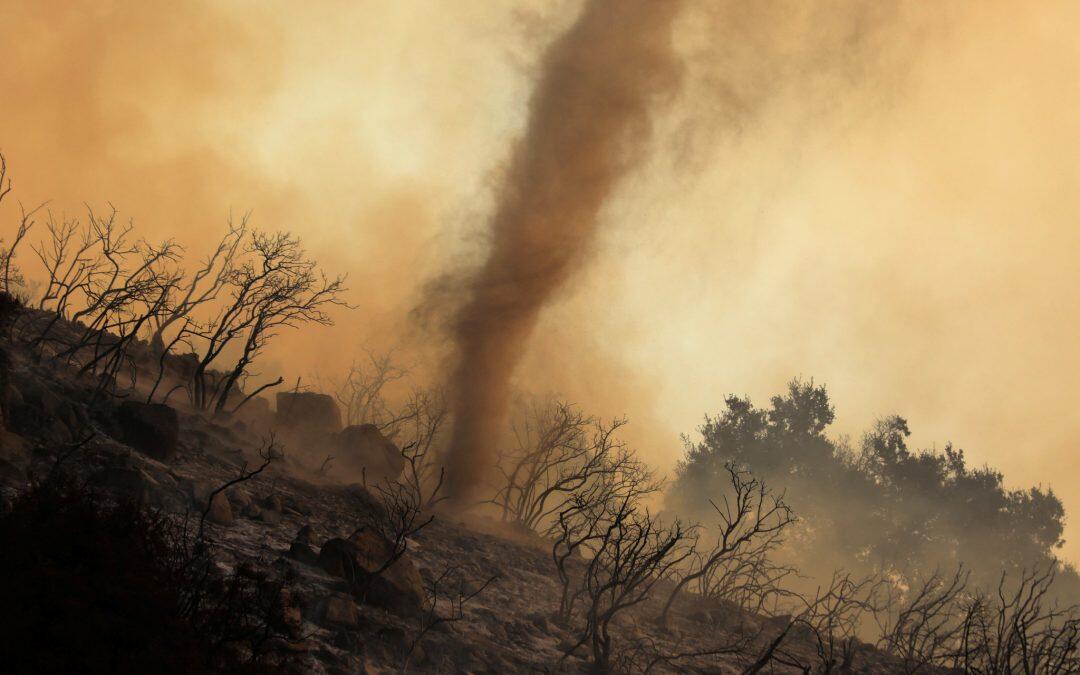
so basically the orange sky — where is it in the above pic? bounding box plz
[3,1,1080,559]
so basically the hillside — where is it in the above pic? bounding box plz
[0,306,914,674]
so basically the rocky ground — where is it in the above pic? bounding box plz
[0,320,911,674]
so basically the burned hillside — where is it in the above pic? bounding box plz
[0,298,912,673]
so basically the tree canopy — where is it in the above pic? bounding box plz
[670,379,1074,592]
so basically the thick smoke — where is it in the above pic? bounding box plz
[7,1,1080,561]
[442,0,685,503]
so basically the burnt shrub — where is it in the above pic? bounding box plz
[0,290,21,337]
[0,471,293,674]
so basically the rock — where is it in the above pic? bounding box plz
[229,489,252,510]
[288,540,319,566]
[185,479,212,506]
[0,429,29,467]
[527,612,551,633]
[99,462,156,504]
[8,374,76,442]
[318,538,355,577]
[317,527,426,615]
[294,524,316,546]
[263,493,284,512]
[254,493,283,524]
[286,525,319,564]
[205,491,233,526]
[319,593,360,627]
[282,605,302,628]
[1,382,23,422]
[259,507,282,525]
[115,400,179,461]
[335,424,404,482]
[275,392,341,436]
[232,393,273,431]
[284,494,312,515]
[0,457,25,487]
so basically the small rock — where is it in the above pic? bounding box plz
[294,524,316,546]
[259,507,282,525]
[230,489,252,510]
[527,612,551,633]
[0,429,29,467]
[263,493,284,512]
[205,491,233,526]
[285,495,312,515]
[320,593,360,627]
[282,605,302,628]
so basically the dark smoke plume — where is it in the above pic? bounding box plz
[443,0,686,503]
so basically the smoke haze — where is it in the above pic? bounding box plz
[3,2,1080,556]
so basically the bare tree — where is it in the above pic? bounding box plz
[147,216,247,351]
[751,572,885,675]
[692,532,799,615]
[331,349,408,427]
[363,477,440,581]
[31,212,99,322]
[491,400,661,532]
[551,448,663,626]
[401,566,499,673]
[198,436,279,542]
[388,388,449,509]
[870,563,1080,674]
[874,566,971,674]
[22,206,183,396]
[186,230,347,416]
[0,153,42,298]
[659,462,795,627]
[555,485,695,673]
[613,625,748,674]
[953,565,1079,674]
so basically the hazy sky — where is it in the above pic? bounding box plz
[3,1,1079,558]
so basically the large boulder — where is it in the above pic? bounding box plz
[231,393,274,434]
[115,401,179,461]
[275,392,341,438]
[317,526,425,616]
[335,424,404,482]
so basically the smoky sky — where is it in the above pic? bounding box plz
[3,1,1080,556]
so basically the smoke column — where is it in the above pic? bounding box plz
[443,0,686,503]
